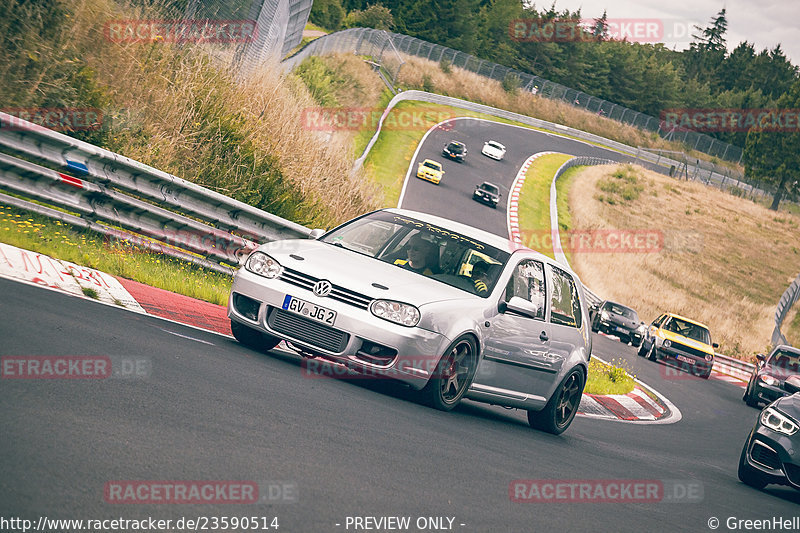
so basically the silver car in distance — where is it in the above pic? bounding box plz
[228,209,591,434]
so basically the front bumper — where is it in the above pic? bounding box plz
[597,322,642,343]
[473,192,498,206]
[657,344,713,374]
[743,424,800,489]
[417,171,441,184]
[753,381,789,405]
[228,269,451,390]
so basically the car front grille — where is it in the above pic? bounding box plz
[267,308,349,353]
[669,341,711,359]
[784,463,800,487]
[750,441,782,470]
[279,267,372,310]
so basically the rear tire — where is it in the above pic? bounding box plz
[420,336,478,412]
[230,320,281,352]
[528,368,585,435]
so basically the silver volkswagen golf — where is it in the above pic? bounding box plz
[228,209,591,434]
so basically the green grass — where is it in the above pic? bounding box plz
[596,164,644,204]
[584,358,636,395]
[516,153,572,259]
[0,204,231,306]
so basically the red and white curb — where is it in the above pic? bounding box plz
[0,242,145,312]
[580,388,665,421]
[506,152,556,244]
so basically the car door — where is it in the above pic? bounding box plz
[475,258,555,400]
[546,265,586,381]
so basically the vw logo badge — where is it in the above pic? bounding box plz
[313,280,332,297]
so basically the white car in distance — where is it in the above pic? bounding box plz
[481,141,506,161]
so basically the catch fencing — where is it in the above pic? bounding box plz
[283,28,746,166]
[773,274,800,347]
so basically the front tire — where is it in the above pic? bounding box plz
[230,320,281,352]
[637,341,649,357]
[647,343,658,361]
[738,444,768,489]
[743,380,760,407]
[420,336,478,411]
[528,367,585,435]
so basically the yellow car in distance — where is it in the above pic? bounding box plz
[638,312,718,379]
[416,159,444,184]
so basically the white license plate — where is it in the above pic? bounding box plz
[282,295,336,325]
[676,354,694,364]
[616,327,628,333]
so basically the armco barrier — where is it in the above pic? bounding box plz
[0,111,310,273]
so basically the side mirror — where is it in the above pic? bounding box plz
[308,228,325,239]
[756,353,766,361]
[503,296,540,319]
[712,343,719,349]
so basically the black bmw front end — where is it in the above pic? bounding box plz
[739,393,800,491]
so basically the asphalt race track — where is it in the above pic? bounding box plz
[1,119,797,532]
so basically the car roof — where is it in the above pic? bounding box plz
[773,345,800,356]
[480,181,499,188]
[383,208,566,266]
[448,140,465,146]
[662,312,709,329]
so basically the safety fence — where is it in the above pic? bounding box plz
[283,28,746,166]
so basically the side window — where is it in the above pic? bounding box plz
[504,259,546,320]
[652,314,666,328]
[549,266,582,328]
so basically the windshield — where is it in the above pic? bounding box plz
[663,318,711,344]
[480,183,499,194]
[446,142,465,153]
[604,302,638,320]
[422,161,440,170]
[487,142,503,150]
[768,350,800,372]
[321,211,510,297]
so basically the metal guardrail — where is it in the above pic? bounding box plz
[773,273,800,347]
[0,112,311,274]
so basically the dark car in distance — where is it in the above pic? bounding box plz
[590,300,644,347]
[473,182,501,208]
[743,345,800,408]
[442,140,467,162]
[739,391,800,491]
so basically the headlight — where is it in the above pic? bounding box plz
[370,300,420,327]
[663,339,671,348]
[245,252,282,279]
[600,310,609,320]
[760,374,778,386]
[704,354,713,362]
[637,324,646,334]
[760,407,799,436]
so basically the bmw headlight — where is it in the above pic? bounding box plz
[760,407,799,436]
[760,374,778,386]
[245,252,282,279]
[600,310,610,320]
[370,300,420,327]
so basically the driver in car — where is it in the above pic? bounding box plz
[471,260,491,295]
[394,234,438,276]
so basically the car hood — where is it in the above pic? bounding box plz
[258,239,478,307]
[606,314,639,330]
[772,392,800,418]
[659,329,714,354]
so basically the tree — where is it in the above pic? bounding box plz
[592,10,609,42]
[309,0,346,31]
[685,9,727,84]
[743,79,800,210]
[344,3,394,30]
